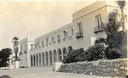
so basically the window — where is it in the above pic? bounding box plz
[63,31,67,38]
[63,31,67,42]
[76,22,83,38]
[46,37,49,46]
[95,15,102,29]
[35,44,37,49]
[42,41,44,48]
[37,42,40,48]
[24,44,27,53]
[31,44,33,50]
[57,35,60,43]
[25,44,27,50]
[20,46,22,53]
[51,37,56,44]
[51,37,54,44]
[71,28,74,35]
[77,22,83,32]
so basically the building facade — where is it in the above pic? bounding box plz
[19,1,127,67]
[19,38,34,67]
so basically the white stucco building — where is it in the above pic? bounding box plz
[19,38,34,67]
[19,1,127,67]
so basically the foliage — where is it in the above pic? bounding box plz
[12,37,19,40]
[84,43,106,61]
[67,46,73,52]
[62,1,127,63]
[62,50,74,63]
[62,48,84,64]
[62,43,106,63]
[102,9,127,58]
[106,48,121,59]
[0,48,12,67]
[74,48,84,62]
[94,37,106,44]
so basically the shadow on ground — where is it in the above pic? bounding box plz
[0,75,11,78]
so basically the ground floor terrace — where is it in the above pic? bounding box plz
[30,46,73,67]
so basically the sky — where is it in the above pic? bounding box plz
[0,1,97,50]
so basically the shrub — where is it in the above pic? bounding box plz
[74,48,84,62]
[106,48,121,59]
[62,50,75,63]
[68,46,73,52]
[84,43,106,61]
[94,37,106,44]
[62,44,106,63]
[62,48,84,64]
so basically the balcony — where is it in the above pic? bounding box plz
[62,38,66,42]
[57,40,60,43]
[49,42,52,46]
[76,31,83,38]
[24,50,27,54]
[68,36,72,40]
[53,41,56,44]
[94,26,103,34]
[19,52,22,55]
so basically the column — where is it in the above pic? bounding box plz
[44,52,46,66]
[39,53,41,66]
[61,50,64,61]
[42,53,45,66]
[48,52,50,66]
[56,49,59,62]
[34,55,36,66]
[52,51,55,65]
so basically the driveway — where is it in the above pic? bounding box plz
[0,67,115,78]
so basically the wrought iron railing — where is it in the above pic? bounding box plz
[76,31,83,38]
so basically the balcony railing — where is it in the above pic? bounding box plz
[62,38,66,42]
[76,31,83,38]
[24,50,27,54]
[57,40,60,43]
[68,36,72,40]
[53,41,56,44]
[49,42,52,46]
[19,52,22,55]
[94,26,103,34]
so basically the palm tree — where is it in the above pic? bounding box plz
[117,1,126,31]
[117,1,126,17]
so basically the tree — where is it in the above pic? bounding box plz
[0,48,12,67]
[100,1,127,58]
[117,1,126,18]
[117,1,126,31]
